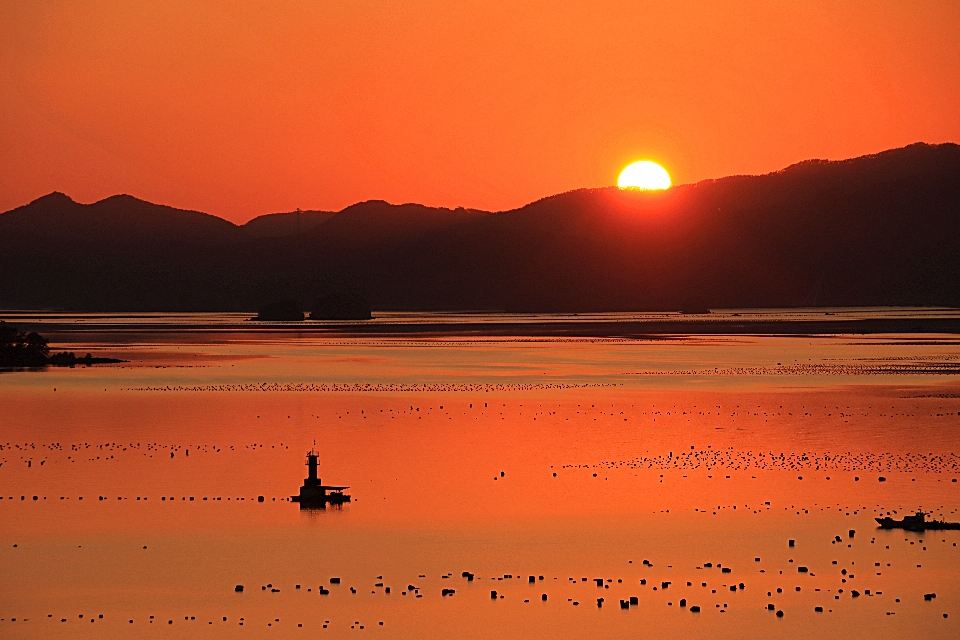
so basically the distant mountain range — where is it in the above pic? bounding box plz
[1,142,958,312]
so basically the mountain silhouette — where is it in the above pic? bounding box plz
[1,142,958,312]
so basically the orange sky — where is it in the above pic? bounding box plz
[1,0,958,223]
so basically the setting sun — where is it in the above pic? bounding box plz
[617,161,672,190]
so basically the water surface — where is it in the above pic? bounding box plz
[2,313,959,638]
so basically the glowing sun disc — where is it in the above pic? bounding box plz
[617,161,671,190]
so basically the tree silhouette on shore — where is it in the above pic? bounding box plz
[0,321,123,368]
[0,322,50,366]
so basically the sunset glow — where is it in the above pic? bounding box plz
[2,3,959,638]
[1,2,958,219]
[617,161,672,190]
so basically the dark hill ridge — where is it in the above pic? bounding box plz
[0,192,238,244]
[1,142,958,312]
[239,209,337,239]
[0,192,334,243]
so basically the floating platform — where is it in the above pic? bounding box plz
[291,447,351,508]
[291,486,351,507]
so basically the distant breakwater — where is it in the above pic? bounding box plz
[124,382,620,393]
[625,363,960,376]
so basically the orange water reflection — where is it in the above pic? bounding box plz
[1,327,959,638]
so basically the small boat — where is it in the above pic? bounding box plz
[875,511,960,531]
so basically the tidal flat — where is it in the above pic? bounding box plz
[1,311,959,638]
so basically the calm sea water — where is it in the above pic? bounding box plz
[2,313,959,638]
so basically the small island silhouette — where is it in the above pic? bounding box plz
[0,322,124,368]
